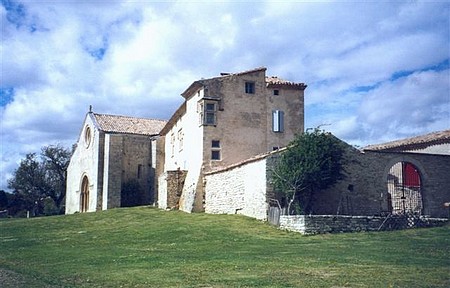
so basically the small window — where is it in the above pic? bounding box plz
[273,89,279,96]
[211,150,221,160]
[170,133,175,156]
[245,82,255,94]
[272,110,285,132]
[211,140,221,160]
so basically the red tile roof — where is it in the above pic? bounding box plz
[266,76,307,89]
[364,129,450,152]
[92,113,167,136]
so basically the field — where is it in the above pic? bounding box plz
[1,206,449,287]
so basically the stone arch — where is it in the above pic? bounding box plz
[384,156,424,215]
[80,175,90,212]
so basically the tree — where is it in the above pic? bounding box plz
[41,145,71,210]
[271,128,346,215]
[7,145,71,216]
[0,190,8,210]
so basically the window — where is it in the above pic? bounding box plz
[272,110,284,132]
[245,82,255,94]
[84,126,92,148]
[199,101,217,126]
[178,129,184,151]
[170,133,175,157]
[137,164,143,179]
[80,176,89,212]
[273,89,279,96]
[211,140,221,160]
[211,150,221,160]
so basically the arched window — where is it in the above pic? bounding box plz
[386,162,423,215]
[80,176,89,212]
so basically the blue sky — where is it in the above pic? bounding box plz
[1,0,449,191]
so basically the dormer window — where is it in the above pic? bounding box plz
[245,82,255,94]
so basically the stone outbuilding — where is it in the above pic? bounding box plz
[204,130,450,220]
[65,111,166,214]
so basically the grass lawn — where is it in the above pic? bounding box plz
[0,206,449,287]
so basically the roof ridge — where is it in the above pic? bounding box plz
[266,75,306,87]
[364,129,450,151]
[92,112,167,123]
[92,113,167,136]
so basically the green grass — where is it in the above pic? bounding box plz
[1,207,449,287]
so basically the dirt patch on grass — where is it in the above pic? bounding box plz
[0,268,59,288]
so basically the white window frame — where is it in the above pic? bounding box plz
[272,110,285,133]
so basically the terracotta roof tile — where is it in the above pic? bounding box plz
[93,113,167,136]
[266,76,306,88]
[363,129,450,152]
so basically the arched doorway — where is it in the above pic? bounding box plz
[386,162,423,215]
[80,176,89,212]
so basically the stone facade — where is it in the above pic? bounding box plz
[157,170,187,210]
[66,112,165,214]
[205,155,270,220]
[278,215,448,235]
[312,146,450,218]
[203,138,450,222]
[157,67,306,213]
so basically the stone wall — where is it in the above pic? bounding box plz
[312,146,450,218]
[121,135,154,204]
[279,215,448,235]
[203,140,450,223]
[104,134,123,209]
[158,170,187,210]
[205,156,268,220]
[167,170,187,209]
[102,133,156,209]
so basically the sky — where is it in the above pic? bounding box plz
[1,0,449,191]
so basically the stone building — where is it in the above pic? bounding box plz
[65,111,166,214]
[157,67,307,212]
[204,130,450,220]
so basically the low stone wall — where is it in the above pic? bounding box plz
[279,215,448,235]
